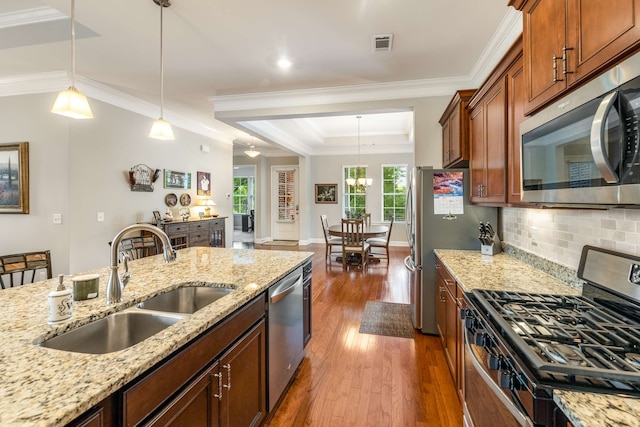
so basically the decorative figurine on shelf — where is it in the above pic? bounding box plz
[179,207,190,221]
[163,208,173,222]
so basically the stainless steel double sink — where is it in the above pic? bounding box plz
[40,286,235,354]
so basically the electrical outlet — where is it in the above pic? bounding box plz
[97,212,105,222]
[53,213,62,224]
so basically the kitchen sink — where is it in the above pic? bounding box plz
[137,286,235,314]
[40,310,185,354]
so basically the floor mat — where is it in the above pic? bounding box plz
[359,301,415,339]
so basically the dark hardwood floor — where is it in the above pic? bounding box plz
[255,242,463,427]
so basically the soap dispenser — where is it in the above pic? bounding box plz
[48,274,73,324]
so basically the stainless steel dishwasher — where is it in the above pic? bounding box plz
[268,266,304,410]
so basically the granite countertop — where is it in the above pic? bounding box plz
[0,247,312,427]
[434,249,640,427]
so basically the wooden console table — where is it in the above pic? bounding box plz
[159,217,226,249]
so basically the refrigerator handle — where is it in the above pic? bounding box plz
[404,255,422,272]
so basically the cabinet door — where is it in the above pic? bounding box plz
[456,289,466,402]
[219,320,267,427]
[483,78,507,204]
[442,118,452,166]
[469,104,485,203]
[566,0,640,85]
[435,271,447,350]
[210,219,226,248]
[145,363,219,427]
[507,56,528,205]
[523,0,567,113]
[444,286,458,383]
[303,279,312,347]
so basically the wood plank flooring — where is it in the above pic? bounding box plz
[256,243,462,427]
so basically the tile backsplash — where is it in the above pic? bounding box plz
[502,207,640,270]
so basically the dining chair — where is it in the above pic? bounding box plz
[341,218,370,270]
[0,250,52,289]
[368,216,394,261]
[117,235,160,261]
[363,212,372,227]
[320,214,342,261]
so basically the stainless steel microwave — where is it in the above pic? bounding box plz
[520,51,640,207]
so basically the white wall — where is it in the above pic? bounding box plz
[0,93,232,275]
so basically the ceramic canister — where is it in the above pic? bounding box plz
[71,273,100,301]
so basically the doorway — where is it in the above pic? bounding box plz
[232,165,256,249]
[271,166,299,241]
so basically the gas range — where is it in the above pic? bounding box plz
[463,246,640,427]
[471,289,640,395]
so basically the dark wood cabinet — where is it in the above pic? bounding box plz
[469,78,507,205]
[121,295,266,427]
[302,260,312,347]
[435,257,462,399]
[439,90,475,168]
[162,217,226,249]
[506,55,531,206]
[514,0,640,114]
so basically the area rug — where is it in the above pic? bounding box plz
[359,301,415,339]
[261,240,299,246]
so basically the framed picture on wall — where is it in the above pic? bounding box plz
[164,169,191,189]
[0,142,29,214]
[197,171,211,196]
[315,183,337,204]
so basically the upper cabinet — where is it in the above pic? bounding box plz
[513,0,640,114]
[439,90,476,168]
[468,37,523,206]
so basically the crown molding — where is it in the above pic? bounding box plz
[0,6,66,30]
[211,76,473,113]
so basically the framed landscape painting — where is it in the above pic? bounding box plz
[315,183,337,204]
[0,142,29,214]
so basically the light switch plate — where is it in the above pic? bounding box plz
[97,212,105,222]
[53,213,62,224]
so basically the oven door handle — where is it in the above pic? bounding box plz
[464,327,533,427]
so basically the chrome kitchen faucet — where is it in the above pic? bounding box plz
[106,223,177,304]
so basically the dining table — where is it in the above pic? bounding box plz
[328,224,389,239]
[328,224,389,264]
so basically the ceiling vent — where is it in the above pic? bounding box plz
[373,34,393,51]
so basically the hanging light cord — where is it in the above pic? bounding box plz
[70,0,76,88]
[159,1,165,119]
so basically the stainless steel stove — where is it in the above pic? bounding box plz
[463,246,640,427]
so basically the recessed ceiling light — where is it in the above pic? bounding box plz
[277,58,292,69]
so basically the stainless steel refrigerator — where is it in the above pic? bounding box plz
[404,167,497,334]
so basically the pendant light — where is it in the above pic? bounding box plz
[149,0,175,140]
[244,136,261,157]
[347,116,372,188]
[50,0,94,119]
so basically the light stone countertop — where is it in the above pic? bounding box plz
[434,249,640,427]
[0,247,312,427]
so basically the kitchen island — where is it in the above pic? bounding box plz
[0,247,312,427]
[435,249,640,427]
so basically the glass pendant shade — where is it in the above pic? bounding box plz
[346,178,356,186]
[149,118,175,140]
[51,0,93,119]
[244,146,260,157]
[51,87,94,119]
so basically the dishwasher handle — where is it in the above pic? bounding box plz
[270,274,303,304]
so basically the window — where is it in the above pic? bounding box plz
[233,176,255,214]
[343,166,367,217]
[381,164,407,221]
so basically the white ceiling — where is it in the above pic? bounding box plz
[0,0,522,157]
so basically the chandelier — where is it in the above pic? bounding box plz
[346,116,372,188]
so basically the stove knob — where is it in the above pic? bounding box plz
[488,354,502,370]
[474,331,486,346]
[465,315,475,329]
[498,370,513,389]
